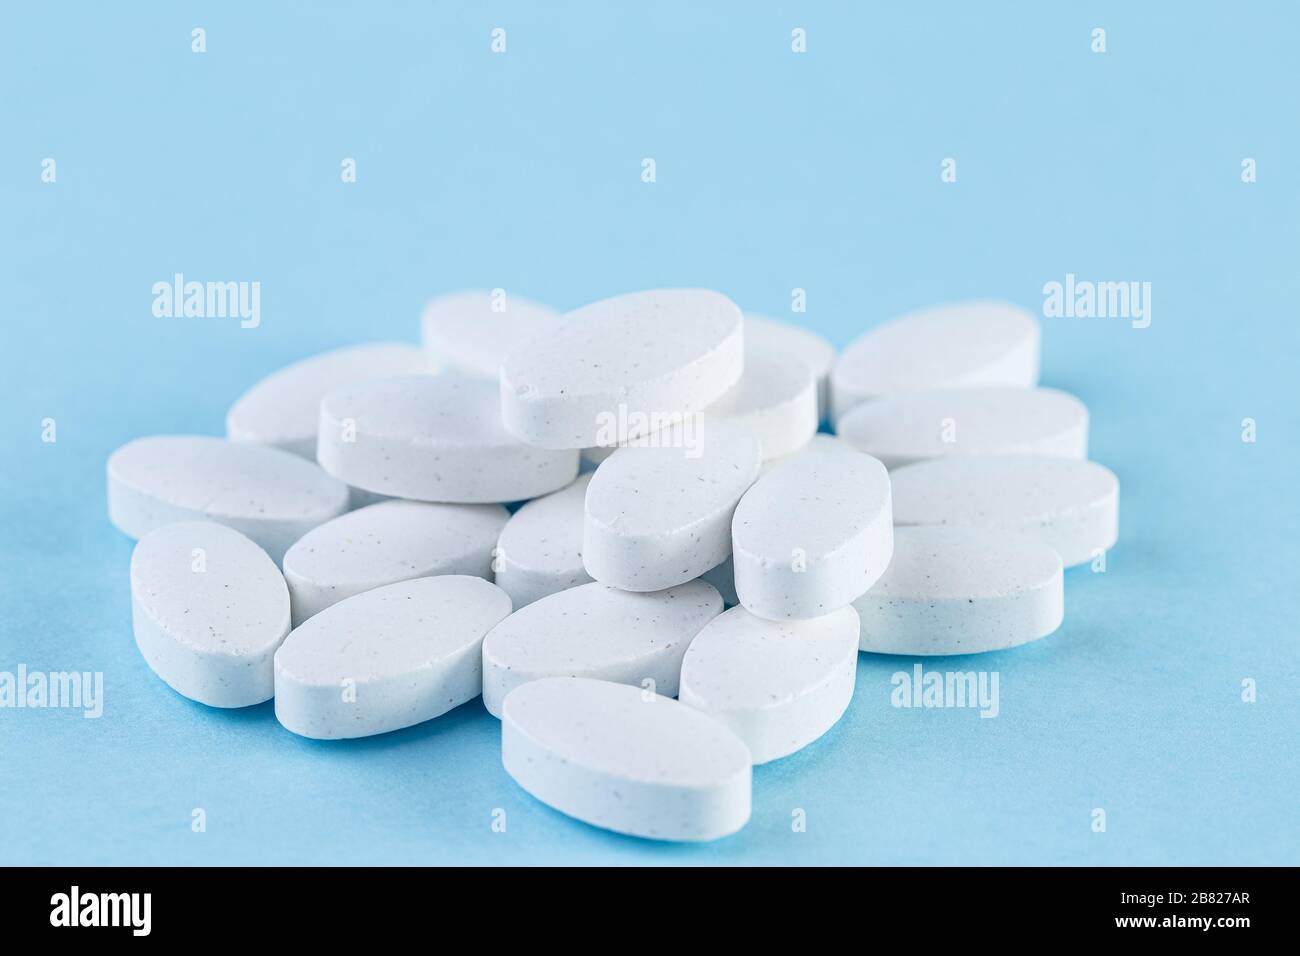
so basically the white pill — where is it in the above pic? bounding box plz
[731,440,893,620]
[501,677,751,841]
[744,314,836,421]
[836,386,1089,469]
[130,521,290,708]
[583,422,761,591]
[107,435,349,564]
[225,342,430,459]
[830,301,1041,421]
[283,499,510,626]
[891,455,1119,567]
[317,374,579,503]
[679,605,859,764]
[420,290,558,378]
[481,579,722,717]
[706,342,818,461]
[493,474,593,609]
[274,575,512,739]
[854,526,1064,654]
[500,289,744,449]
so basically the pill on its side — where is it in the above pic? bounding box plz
[420,290,558,379]
[744,314,836,422]
[493,473,593,610]
[706,342,818,461]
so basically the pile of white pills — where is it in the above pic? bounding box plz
[109,289,1119,842]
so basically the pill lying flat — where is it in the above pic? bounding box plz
[706,342,818,461]
[420,290,558,378]
[282,499,510,625]
[225,343,430,459]
[130,521,290,707]
[500,289,744,449]
[108,435,349,564]
[583,422,761,591]
[493,474,593,609]
[274,575,512,739]
[678,605,859,764]
[744,314,836,421]
[481,579,721,717]
[317,374,579,503]
[890,455,1119,567]
[854,526,1064,654]
[732,441,893,620]
[501,677,751,841]
[830,301,1040,421]
[836,386,1089,470]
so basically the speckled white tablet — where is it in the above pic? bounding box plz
[420,290,558,378]
[317,374,579,503]
[731,441,893,620]
[130,521,290,708]
[837,386,1088,469]
[501,677,751,842]
[891,455,1119,567]
[225,343,430,458]
[493,474,593,609]
[745,314,836,421]
[500,289,744,449]
[830,301,1040,420]
[107,435,349,564]
[678,605,859,763]
[706,342,818,460]
[282,499,510,625]
[583,422,761,591]
[854,526,1064,654]
[481,580,721,718]
[274,575,512,739]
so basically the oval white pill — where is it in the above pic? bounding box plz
[744,314,836,421]
[890,455,1119,567]
[706,342,818,461]
[493,474,593,609]
[854,526,1064,655]
[225,342,430,458]
[274,575,512,739]
[107,435,349,564]
[283,499,509,625]
[583,422,761,591]
[481,580,722,718]
[500,289,744,449]
[501,677,751,842]
[130,521,290,708]
[317,374,579,503]
[420,290,558,378]
[731,441,893,620]
[679,605,859,764]
[830,301,1041,421]
[837,386,1089,469]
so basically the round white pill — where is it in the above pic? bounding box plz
[830,301,1041,421]
[890,455,1119,567]
[420,290,558,378]
[501,677,751,842]
[836,386,1089,469]
[282,499,509,625]
[678,605,859,764]
[706,342,818,461]
[731,440,893,620]
[107,435,349,564]
[481,579,722,718]
[499,289,744,449]
[317,374,579,503]
[744,314,836,421]
[274,575,512,739]
[225,342,430,459]
[583,422,761,591]
[493,473,593,609]
[130,521,290,708]
[854,526,1064,654]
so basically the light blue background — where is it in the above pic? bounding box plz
[2,1,1297,865]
